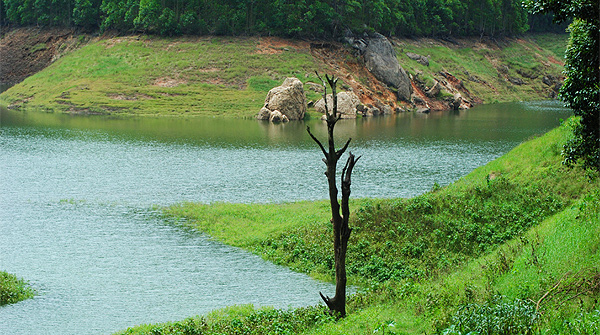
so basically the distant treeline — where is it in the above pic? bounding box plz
[0,0,567,37]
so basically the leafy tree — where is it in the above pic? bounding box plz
[527,0,600,172]
[157,7,178,36]
[100,0,138,32]
[134,0,161,33]
[0,0,6,25]
[0,0,561,38]
[73,0,100,29]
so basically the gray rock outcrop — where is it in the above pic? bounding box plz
[257,77,306,121]
[346,32,412,101]
[315,91,361,119]
[406,52,430,66]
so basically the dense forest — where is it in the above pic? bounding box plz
[0,0,566,38]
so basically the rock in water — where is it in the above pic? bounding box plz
[257,77,306,121]
[268,110,289,122]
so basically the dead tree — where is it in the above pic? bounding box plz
[307,72,360,318]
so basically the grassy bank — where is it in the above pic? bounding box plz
[395,34,566,104]
[0,36,322,117]
[117,121,598,334]
[0,33,566,117]
[0,271,35,306]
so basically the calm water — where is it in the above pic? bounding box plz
[0,102,569,334]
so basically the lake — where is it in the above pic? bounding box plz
[0,101,570,334]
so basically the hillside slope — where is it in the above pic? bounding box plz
[0,30,566,117]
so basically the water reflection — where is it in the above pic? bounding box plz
[1,101,570,148]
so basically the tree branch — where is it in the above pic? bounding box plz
[319,292,334,310]
[307,126,328,159]
[336,138,352,159]
[341,152,360,233]
[315,71,330,117]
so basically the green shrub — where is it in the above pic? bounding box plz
[559,310,600,335]
[0,271,35,305]
[441,298,539,335]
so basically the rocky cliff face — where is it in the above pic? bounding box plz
[345,33,412,102]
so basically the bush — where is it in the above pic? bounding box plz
[441,298,539,335]
[0,271,34,305]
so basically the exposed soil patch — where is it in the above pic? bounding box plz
[0,27,89,85]
[198,67,221,73]
[153,77,187,87]
[107,92,153,100]
[310,41,402,111]
[108,93,138,101]
[256,37,310,54]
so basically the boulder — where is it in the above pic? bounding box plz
[508,76,525,85]
[406,52,430,66]
[450,93,463,110]
[425,80,442,98]
[542,74,560,86]
[269,110,289,122]
[382,104,393,115]
[346,33,412,101]
[315,91,361,119]
[257,77,306,121]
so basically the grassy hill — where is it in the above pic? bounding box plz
[116,121,598,334]
[0,31,566,117]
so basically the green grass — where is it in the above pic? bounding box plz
[1,34,567,117]
[529,33,569,60]
[396,35,567,103]
[0,36,322,117]
[116,305,336,335]
[121,121,600,335]
[0,271,35,306]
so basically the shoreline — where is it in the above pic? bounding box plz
[1,30,566,118]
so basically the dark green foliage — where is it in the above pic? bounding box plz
[72,0,100,29]
[442,298,539,335]
[527,0,600,172]
[99,0,138,31]
[1,0,560,38]
[561,20,599,172]
[0,271,34,306]
[559,310,600,335]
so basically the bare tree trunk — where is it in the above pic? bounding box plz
[307,72,360,318]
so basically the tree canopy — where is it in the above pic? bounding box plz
[527,0,599,172]
[1,0,566,37]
